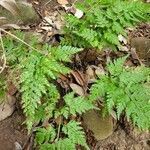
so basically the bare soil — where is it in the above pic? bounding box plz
[0,110,27,150]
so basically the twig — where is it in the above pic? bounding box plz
[55,117,62,142]
[72,0,78,6]
[0,28,48,55]
[44,0,52,7]
[0,31,7,74]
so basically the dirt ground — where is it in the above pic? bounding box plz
[0,0,150,150]
[0,110,149,150]
[0,110,27,150]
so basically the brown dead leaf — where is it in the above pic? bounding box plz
[95,68,105,76]
[70,83,85,96]
[7,82,17,96]
[0,94,16,121]
[57,0,68,5]
[118,34,127,45]
[86,66,96,83]
[71,70,86,87]
[93,64,105,76]
[57,74,70,89]
[130,48,143,65]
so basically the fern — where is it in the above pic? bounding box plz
[34,93,94,150]
[35,93,94,149]
[36,121,89,150]
[63,0,149,49]
[89,56,150,130]
[20,45,82,130]
[2,31,93,149]
[61,92,96,117]
[3,32,83,130]
[62,121,89,149]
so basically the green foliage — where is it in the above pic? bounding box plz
[3,31,93,149]
[2,0,150,148]
[37,121,89,150]
[0,75,6,101]
[63,0,149,49]
[89,56,150,130]
[58,92,95,118]
[3,32,82,129]
[35,93,93,150]
[19,45,81,130]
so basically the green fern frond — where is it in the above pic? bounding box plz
[63,92,95,117]
[3,32,83,130]
[62,121,90,150]
[37,120,89,150]
[89,56,150,130]
[51,45,83,62]
[107,55,128,76]
[64,0,149,49]
[40,138,75,150]
[35,125,56,145]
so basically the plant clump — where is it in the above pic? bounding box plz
[63,0,149,49]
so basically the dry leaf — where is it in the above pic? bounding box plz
[119,45,129,52]
[1,23,21,29]
[44,16,53,25]
[70,83,85,96]
[93,64,105,76]
[86,66,96,83]
[14,142,22,150]
[41,26,52,31]
[71,70,86,87]
[57,0,68,5]
[74,9,84,19]
[57,74,70,89]
[118,34,127,44]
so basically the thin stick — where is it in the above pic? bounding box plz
[55,117,62,142]
[0,31,7,74]
[0,28,47,55]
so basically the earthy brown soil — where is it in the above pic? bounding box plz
[95,126,150,150]
[0,110,27,150]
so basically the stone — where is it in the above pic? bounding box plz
[0,0,39,26]
[0,94,16,121]
[83,109,114,140]
[130,37,150,66]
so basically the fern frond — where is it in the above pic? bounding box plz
[63,92,95,117]
[64,0,149,49]
[89,56,150,130]
[51,45,83,62]
[3,32,83,130]
[35,125,56,145]
[107,55,128,76]
[62,121,89,149]
[37,121,89,150]
[40,138,75,150]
